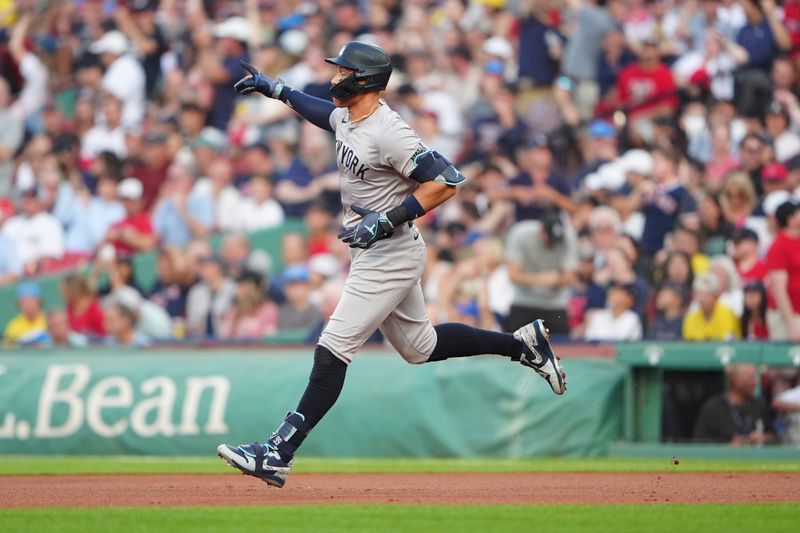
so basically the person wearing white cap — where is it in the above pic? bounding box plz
[203,16,252,130]
[91,30,146,129]
[103,178,157,257]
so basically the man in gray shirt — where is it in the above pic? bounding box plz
[560,0,620,119]
[506,212,578,335]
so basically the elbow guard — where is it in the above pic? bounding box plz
[409,149,466,186]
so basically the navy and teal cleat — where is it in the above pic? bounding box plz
[513,319,567,395]
[217,442,292,488]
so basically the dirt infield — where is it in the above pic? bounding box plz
[2,472,799,508]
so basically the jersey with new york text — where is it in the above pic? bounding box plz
[329,101,425,227]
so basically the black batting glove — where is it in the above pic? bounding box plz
[234,60,287,100]
[337,205,395,249]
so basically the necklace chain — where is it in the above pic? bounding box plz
[350,101,381,124]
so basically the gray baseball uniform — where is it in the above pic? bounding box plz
[317,101,437,364]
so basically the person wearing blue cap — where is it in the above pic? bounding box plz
[3,282,49,346]
[574,119,619,188]
[279,265,322,335]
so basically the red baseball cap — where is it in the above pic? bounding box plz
[0,197,14,220]
[761,162,788,182]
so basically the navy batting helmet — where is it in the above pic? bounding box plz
[325,41,393,100]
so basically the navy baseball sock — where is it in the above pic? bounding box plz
[294,344,348,430]
[427,323,524,362]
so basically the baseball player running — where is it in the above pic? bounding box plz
[217,42,566,487]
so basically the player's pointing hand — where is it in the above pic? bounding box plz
[338,205,395,249]
[234,60,286,100]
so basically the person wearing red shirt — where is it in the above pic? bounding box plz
[61,273,105,337]
[731,228,767,283]
[612,38,678,144]
[783,0,800,60]
[104,177,157,257]
[305,202,336,257]
[765,201,800,340]
[126,131,171,212]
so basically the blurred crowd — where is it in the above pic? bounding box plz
[0,0,799,361]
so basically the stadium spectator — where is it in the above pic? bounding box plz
[611,37,678,145]
[192,158,241,233]
[765,200,800,340]
[648,282,689,341]
[219,270,278,340]
[103,282,172,341]
[128,131,173,211]
[179,101,209,146]
[91,30,146,129]
[115,1,167,99]
[697,193,733,255]
[731,227,766,283]
[0,200,22,285]
[585,282,643,341]
[704,125,740,192]
[742,281,769,340]
[63,172,125,260]
[559,0,621,119]
[153,162,215,248]
[2,282,48,347]
[237,175,285,232]
[506,213,577,334]
[568,243,605,339]
[773,382,800,445]
[92,256,146,300]
[61,273,105,338]
[278,265,322,334]
[737,133,770,196]
[204,16,251,131]
[304,201,337,258]
[764,102,800,163]
[270,232,310,302]
[709,255,744,316]
[45,309,89,348]
[80,96,128,163]
[720,171,758,226]
[504,138,575,221]
[7,14,48,132]
[736,0,790,73]
[191,127,229,179]
[636,147,696,256]
[218,233,271,280]
[103,302,151,347]
[1,187,64,275]
[104,177,156,257]
[271,131,327,219]
[683,272,742,341]
[0,77,24,196]
[147,247,193,325]
[693,363,774,444]
[186,255,235,338]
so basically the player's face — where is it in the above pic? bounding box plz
[332,65,356,85]
[331,65,358,105]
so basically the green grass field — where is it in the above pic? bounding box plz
[2,504,798,533]
[1,455,798,475]
[2,456,797,533]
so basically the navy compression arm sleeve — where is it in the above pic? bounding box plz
[283,88,336,132]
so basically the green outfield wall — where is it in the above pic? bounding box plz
[0,350,624,457]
